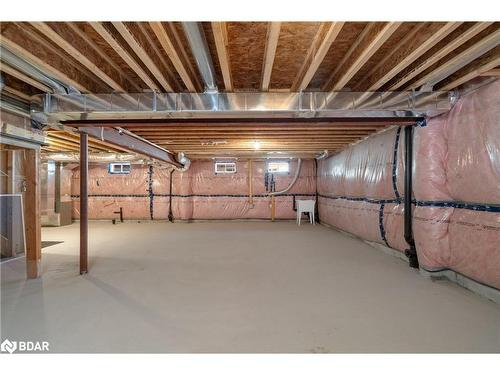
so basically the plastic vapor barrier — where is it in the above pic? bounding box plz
[71,159,316,221]
[318,79,500,289]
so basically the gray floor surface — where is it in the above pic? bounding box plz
[1,221,499,353]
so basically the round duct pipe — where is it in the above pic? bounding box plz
[175,152,191,172]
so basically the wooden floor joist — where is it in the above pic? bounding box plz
[212,22,233,91]
[89,22,161,92]
[261,22,281,91]
[112,22,173,92]
[149,22,197,92]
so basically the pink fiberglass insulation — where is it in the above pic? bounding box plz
[318,198,382,243]
[444,80,500,204]
[383,203,406,251]
[448,209,500,288]
[71,159,316,220]
[412,206,452,270]
[318,79,500,289]
[413,116,451,200]
[318,127,400,199]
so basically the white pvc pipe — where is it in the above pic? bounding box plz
[269,158,302,196]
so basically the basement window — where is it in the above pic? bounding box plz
[267,161,290,174]
[108,162,131,175]
[214,161,237,174]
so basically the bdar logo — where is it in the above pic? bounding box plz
[1,339,17,354]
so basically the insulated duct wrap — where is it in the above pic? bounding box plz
[71,160,316,221]
[318,79,500,289]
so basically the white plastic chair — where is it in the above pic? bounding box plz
[296,200,316,225]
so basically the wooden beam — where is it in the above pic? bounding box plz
[79,133,88,275]
[322,24,376,90]
[438,52,500,91]
[248,159,253,206]
[89,22,160,92]
[479,68,500,76]
[330,22,402,91]
[2,86,33,102]
[23,148,41,279]
[30,22,130,93]
[387,22,492,91]
[294,22,345,91]
[66,22,143,92]
[149,22,196,91]
[0,64,52,92]
[47,131,131,153]
[409,28,500,89]
[166,22,203,90]
[212,22,233,91]
[260,22,281,91]
[356,22,461,92]
[360,23,426,87]
[136,23,183,91]
[47,135,113,152]
[12,23,107,92]
[375,30,500,109]
[79,127,182,167]
[271,195,276,221]
[112,22,173,92]
[0,32,90,93]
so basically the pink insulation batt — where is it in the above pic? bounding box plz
[318,80,500,289]
[71,159,316,221]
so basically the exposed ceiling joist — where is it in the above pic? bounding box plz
[149,22,197,92]
[294,22,345,91]
[411,28,500,89]
[479,68,500,76]
[387,22,493,91]
[66,23,143,92]
[166,23,203,89]
[89,22,160,92]
[112,22,173,92]
[260,22,281,91]
[354,22,461,105]
[212,22,233,91]
[47,130,131,153]
[330,22,402,91]
[360,23,426,85]
[321,23,377,91]
[2,85,33,101]
[0,33,89,93]
[438,52,500,91]
[31,22,129,93]
[0,64,52,92]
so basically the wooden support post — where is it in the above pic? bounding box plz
[271,195,276,221]
[79,133,88,274]
[7,150,16,194]
[24,149,41,279]
[248,159,253,207]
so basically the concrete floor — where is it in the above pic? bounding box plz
[1,221,499,353]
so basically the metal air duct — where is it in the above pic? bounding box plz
[0,47,71,94]
[182,22,218,92]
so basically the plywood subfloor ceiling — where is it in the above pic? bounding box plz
[1,21,499,157]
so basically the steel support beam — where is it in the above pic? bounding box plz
[79,133,88,274]
[64,117,421,128]
[78,127,182,167]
